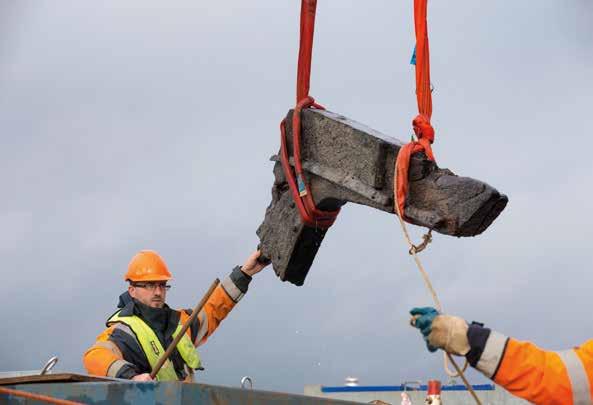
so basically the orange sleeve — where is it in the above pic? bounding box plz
[494,338,574,405]
[181,272,248,347]
[194,284,236,347]
[82,326,124,377]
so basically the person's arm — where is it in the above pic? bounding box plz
[410,307,593,404]
[83,325,145,380]
[470,327,593,405]
[189,251,269,347]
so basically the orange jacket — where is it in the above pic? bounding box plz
[468,325,593,405]
[83,269,249,380]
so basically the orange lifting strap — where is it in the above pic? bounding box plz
[281,0,437,227]
[395,0,437,220]
[280,0,340,229]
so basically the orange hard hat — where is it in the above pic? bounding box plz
[124,250,172,282]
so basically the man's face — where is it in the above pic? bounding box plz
[128,281,169,308]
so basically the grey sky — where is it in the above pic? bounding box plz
[0,0,592,395]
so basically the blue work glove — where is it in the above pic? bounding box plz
[409,307,440,352]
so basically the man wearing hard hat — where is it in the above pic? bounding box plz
[83,249,268,381]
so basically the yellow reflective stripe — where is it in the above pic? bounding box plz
[173,323,201,369]
[557,350,593,405]
[108,313,177,381]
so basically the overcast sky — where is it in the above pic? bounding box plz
[1,0,592,395]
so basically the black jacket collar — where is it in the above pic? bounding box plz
[112,291,180,343]
[117,291,135,316]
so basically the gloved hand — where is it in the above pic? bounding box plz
[409,307,470,356]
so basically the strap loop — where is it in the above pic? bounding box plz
[395,0,436,220]
[280,1,340,229]
[280,97,340,229]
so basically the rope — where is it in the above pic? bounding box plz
[394,158,481,405]
[395,4,482,404]
[0,387,85,405]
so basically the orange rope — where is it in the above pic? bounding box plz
[0,386,85,405]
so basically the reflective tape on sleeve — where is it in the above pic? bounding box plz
[221,276,244,303]
[94,340,123,358]
[476,331,508,379]
[557,350,593,405]
[106,359,133,378]
[113,323,135,338]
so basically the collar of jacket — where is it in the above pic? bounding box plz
[114,291,181,342]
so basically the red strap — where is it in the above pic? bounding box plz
[395,0,436,219]
[280,0,340,229]
[297,0,317,103]
[413,0,432,119]
[280,98,340,228]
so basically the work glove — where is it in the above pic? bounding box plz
[409,307,470,356]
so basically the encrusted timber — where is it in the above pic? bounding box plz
[256,109,508,286]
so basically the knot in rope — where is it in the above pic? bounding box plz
[412,114,435,143]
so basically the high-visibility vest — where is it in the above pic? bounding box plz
[107,311,201,381]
